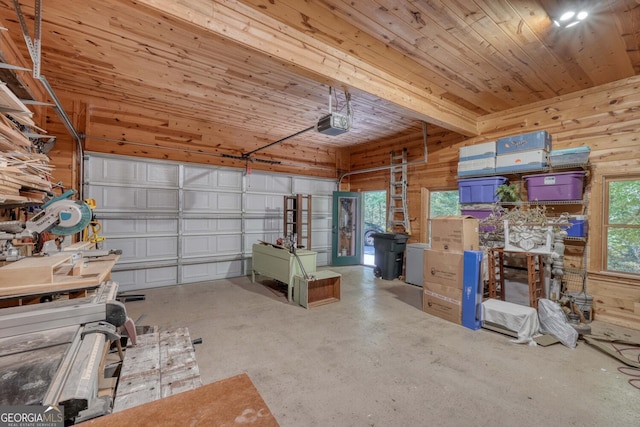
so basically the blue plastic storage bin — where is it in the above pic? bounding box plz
[458,176,508,203]
[497,130,552,155]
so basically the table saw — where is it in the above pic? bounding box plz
[0,281,133,423]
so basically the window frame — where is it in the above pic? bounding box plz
[602,175,640,277]
[420,187,460,243]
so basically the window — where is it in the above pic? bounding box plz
[430,190,461,217]
[603,177,640,275]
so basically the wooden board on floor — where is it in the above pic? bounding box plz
[83,373,279,426]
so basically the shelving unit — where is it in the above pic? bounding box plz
[283,194,312,250]
[458,162,591,295]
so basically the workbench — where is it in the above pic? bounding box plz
[251,243,317,302]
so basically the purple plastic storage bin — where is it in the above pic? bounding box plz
[461,209,501,232]
[460,209,493,219]
[458,177,508,203]
[524,171,585,201]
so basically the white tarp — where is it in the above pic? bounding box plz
[482,299,540,345]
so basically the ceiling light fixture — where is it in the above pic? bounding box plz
[553,8,589,29]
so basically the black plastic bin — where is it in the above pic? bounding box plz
[372,232,410,280]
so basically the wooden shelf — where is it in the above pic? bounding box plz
[456,162,591,180]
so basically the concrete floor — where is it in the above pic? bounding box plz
[123,266,639,426]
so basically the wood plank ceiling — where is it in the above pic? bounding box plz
[1,0,639,151]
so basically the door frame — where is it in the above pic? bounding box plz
[331,191,363,265]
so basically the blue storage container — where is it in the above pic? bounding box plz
[458,176,508,203]
[564,217,588,238]
[550,147,590,166]
[462,250,483,331]
[496,130,552,155]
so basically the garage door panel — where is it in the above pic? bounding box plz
[183,166,242,190]
[243,233,279,253]
[146,163,179,186]
[104,236,177,260]
[88,157,178,187]
[313,217,332,230]
[183,166,216,188]
[183,191,241,211]
[217,170,243,189]
[247,173,291,193]
[183,218,242,233]
[293,177,336,195]
[146,237,179,258]
[311,232,330,247]
[245,194,282,213]
[313,196,332,213]
[182,234,241,257]
[146,189,179,210]
[100,218,177,235]
[111,267,178,292]
[89,186,178,211]
[86,153,333,290]
[92,186,138,209]
[181,260,243,284]
[315,252,329,266]
[244,217,280,232]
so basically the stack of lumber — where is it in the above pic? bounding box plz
[0,84,52,204]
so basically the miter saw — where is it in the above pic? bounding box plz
[0,190,92,260]
[25,190,93,236]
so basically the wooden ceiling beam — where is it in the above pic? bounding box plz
[134,0,480,136]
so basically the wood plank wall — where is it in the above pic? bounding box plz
[8,25,639,330]
[348,76,640,331]
[63,94,348,180]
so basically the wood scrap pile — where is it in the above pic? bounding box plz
[0,95,53,204]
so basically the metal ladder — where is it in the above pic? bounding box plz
[387,148,411,234]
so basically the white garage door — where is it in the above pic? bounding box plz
[84,153,335,292]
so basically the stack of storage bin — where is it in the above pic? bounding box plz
[457,140,497,176]
[495,130,551,173]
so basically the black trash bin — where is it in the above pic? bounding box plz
[372,232,410,280]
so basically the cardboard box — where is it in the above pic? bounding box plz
[424,249,464,289]
[429,216,479,252]
[423,282,462,324]
[496,130,552,154]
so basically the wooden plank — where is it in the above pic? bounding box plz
[0,253,73,287]
[84,373,278,427]
[135,0,479,135]
[0,255,119,298]
[113,327,202,413]
[112,332,161,412]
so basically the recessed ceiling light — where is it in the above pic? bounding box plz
[577,11,589,20]
[560,11,576,21]
[552,8,589,29]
